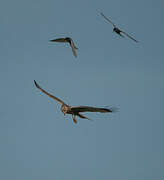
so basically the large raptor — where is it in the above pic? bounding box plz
[34,80,117,124]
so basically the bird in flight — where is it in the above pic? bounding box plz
[100,12,138,42]
[34,80,117,124]
[50,37,78,57]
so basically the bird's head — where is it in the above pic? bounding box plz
[113,27,116,32]
[61,104,68,115]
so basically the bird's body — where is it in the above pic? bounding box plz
[34,80,116,124]
[100,12,138,42]
[50,37,78,57]
[113,27,124,37]
[113,27,121,34]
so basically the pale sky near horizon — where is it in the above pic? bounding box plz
[0,0,164,180]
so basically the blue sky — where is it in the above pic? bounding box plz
[0,0,164,180]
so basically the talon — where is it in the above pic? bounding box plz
[72,115,77,124]
[73,118,77,124]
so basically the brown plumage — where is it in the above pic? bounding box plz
[34,80,117,124]
[100,12,138,42]
[50,37,78,57]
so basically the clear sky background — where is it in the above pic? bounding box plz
[0,0,164,179]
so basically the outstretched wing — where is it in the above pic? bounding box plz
[50,38,67,43]
[34,80,65,105]
[100,12,116,27]
[121,31,138,42]
[71,106,116,113]
[70,39,77,57]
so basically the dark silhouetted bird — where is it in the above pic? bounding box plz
[50,37,78,57]
[100,12,138,42]
[34,80,117,124]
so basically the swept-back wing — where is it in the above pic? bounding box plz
[71,106,115,113]
[50,38,67,43]
[100,12,116,27]
[121,31,138,42]
[34,80,66,105]
[70,39,77,57]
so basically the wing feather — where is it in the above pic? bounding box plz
[100,12,116,27]
[71,106,115,113]
[121,31,138,42]
[70,39,77,57]
[34,80,65,105]
[50,38,67,43]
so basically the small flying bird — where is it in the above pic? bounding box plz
[100,12,138,42]
[50,37,78,57]
[34,80,117,124]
